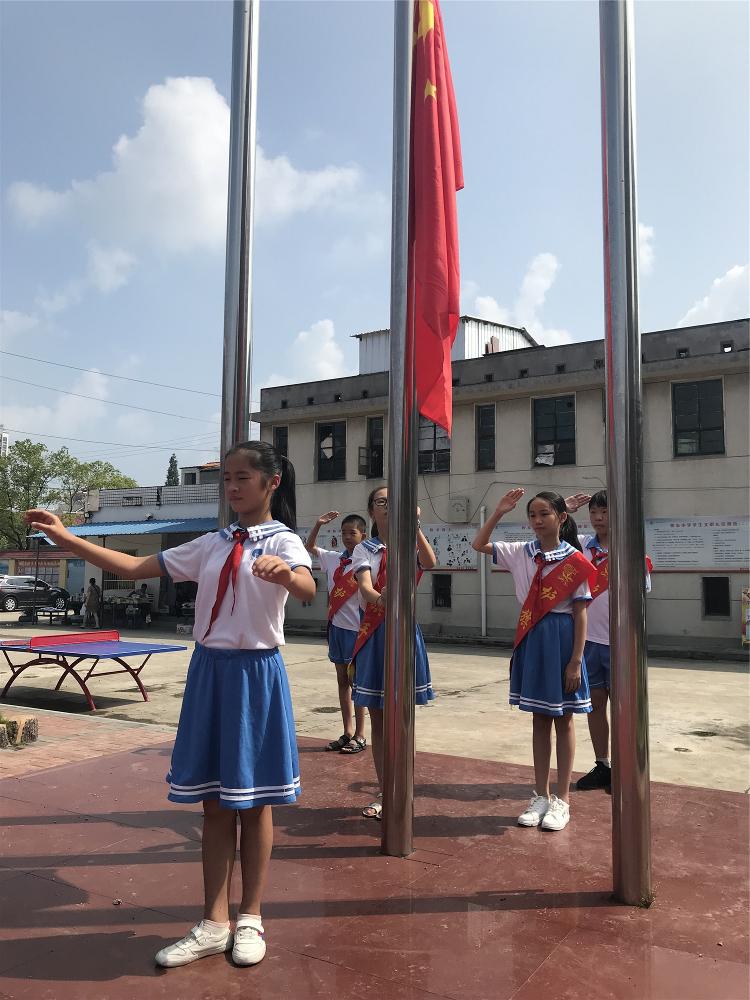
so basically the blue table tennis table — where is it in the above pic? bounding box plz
[0,630,187,711]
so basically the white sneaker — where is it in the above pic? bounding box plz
[232,916,266,966]
[154,922,231,968]
[518,792,550,827]
[541,795,571,831]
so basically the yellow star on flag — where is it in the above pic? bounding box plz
[424,79,437,100]
[416,0,435,41]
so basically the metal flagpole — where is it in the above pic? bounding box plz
[598,0,653,906]
[382,0,416,858]
[219,0,260,528]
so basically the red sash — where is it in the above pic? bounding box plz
[589,549,609,599]
[328,557,358,621]
[588,550,653,600]
[513,550,596,650]
[349,550,424,662]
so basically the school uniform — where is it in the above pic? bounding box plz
[492,539,593,716]
[349,538,434,708]
[157,520,312,809]
[316,547,359,665]
[579,534,652,690]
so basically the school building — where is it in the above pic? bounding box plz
[251,315,749,644]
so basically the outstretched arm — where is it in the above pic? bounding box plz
[26,510,163,580]
[471,488,525,554]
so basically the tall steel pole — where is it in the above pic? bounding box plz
[219,0,260,527]
[382,0,416,858]
[599,0,652,906]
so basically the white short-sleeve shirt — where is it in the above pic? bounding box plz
[579,534,651,646]
[316,547,360,632]
[158,521,312,649]
[351,538,386,612]
[492,539,592,613]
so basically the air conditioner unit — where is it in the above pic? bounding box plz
[448,496,469,521]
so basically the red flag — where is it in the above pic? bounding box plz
[410,0,463,435]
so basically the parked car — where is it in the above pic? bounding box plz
[0,576,71,612]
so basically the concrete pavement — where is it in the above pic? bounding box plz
[1,614,747,792]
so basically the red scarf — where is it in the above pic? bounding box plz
[203,528,248,640]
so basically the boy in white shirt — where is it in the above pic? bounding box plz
[306,511,368,755]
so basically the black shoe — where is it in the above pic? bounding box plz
[576,761,612,791]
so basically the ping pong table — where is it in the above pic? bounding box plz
[0,630,187,711]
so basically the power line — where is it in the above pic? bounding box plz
[1,376,220,424]
[0,349,264,406]
[0,426,218,454]
[0,349,222,398]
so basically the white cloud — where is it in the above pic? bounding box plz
[677,264,749,327]
[0,309,39,344]
[87,242,136,293]
[471,253,574,346]
[638,223,655,277]
[261,319,352,389]
[8,76,374,255]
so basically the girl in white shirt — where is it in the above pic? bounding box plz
[26,441,315,971]
[472,488,594,833]
[350,485,437,819]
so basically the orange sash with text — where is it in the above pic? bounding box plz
[328,559,359,621]
[588,550,653,600]
[513,550,597,650]
[350,550,424,662]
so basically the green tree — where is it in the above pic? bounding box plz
[0,440,60,549]
[0,440,138,549]
[54,448,138,516]
[165,453,179,486]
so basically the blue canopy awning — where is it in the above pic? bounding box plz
[36,518,218,540]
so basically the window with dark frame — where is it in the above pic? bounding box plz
[432,574,452,609]
[316,421,346,481]
[672,380,725,456]
[533,395,576,466]
[364,416,384,478]
[273,426,288,459]
[702,577,731,618]
[475,404,495,471]
[418,415,450,474]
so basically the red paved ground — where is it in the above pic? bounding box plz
[0,716,747,1000]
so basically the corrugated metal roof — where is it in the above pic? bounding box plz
[35,518,218,540]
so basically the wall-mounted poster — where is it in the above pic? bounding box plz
[645,517,749,571]
[422,524,477,570]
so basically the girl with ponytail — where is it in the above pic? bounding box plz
[26,440,315,970]
[471,488,596,833]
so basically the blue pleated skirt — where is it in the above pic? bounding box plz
[510,612,592,716]
[327,623,357,664]
[167,643,300,809]
[352,621,434,708]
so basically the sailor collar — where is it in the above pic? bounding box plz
[220,520,291,543]
[362,538,386,553]
[524,539,577,563]
[585,535,608,554]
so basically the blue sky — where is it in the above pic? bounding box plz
[1,0,748,485]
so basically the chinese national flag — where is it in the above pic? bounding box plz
[410,0,463,435]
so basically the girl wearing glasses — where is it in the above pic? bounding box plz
[349,485,437,819]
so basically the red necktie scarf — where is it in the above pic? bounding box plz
[203,528,249,640]
[528,552,546,617]
[332,554,352,586]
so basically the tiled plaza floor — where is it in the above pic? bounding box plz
[0,712,747,1000]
